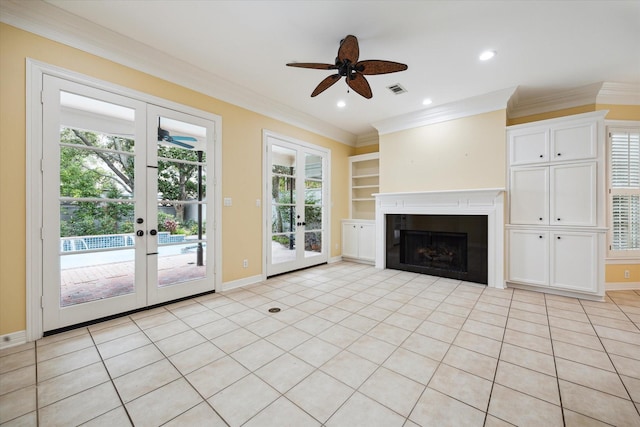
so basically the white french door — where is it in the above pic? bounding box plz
[41,75,216,331]
[265,133,329,277]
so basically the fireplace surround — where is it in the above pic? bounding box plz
[386,214,488,283]
[374,189,505,288]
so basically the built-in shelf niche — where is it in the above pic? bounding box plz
[349,153,379,220]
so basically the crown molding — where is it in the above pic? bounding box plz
[372,87,516,135]
[355,131,379,147]
[508,81,640,119]
[597,82,640,105]
[0,0,357,146]
[507,82,604,119]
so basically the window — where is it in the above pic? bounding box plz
[608,127,640,258]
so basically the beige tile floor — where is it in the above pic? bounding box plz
[1,261,640,426]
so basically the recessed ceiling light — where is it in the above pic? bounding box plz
[479,50,496,61]
[337,100,346,108]
[422,98,433,106]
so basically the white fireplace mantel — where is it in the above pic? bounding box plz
[374,189,505,288]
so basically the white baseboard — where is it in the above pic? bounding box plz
[328,256,342,264]
[0,330,27,350]
[221,274,263,292]
[606,282,640,291]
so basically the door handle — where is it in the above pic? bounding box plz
[136,230,144,237]
[136,218,144,224]
[149,229,157,236]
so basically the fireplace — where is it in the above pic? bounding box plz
[374,189,505,288]
[386,214,487,283]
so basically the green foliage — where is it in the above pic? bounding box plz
[59,127,205,238]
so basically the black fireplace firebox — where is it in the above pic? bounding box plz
[386,214,488,284]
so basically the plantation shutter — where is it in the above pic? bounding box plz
[610,130,640,254]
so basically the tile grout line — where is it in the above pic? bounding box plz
[481,286,515,427]
[543,293,567,427]
[580,296,640,419]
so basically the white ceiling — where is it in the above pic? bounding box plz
[10,1,640,141]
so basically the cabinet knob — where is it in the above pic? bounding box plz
[557,153,562,156]
[557,236,561,240]
[539,217,543,221]
[557,218,561,221]
[353,225,356,228]
[539,154,543,158]
[539,235,543,239]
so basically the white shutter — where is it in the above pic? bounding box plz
[611,131,640,188]
[609,129,640,256]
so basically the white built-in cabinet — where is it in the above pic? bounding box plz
[506,111,607,299]
[342,220,376,263]
[342,153,379,263]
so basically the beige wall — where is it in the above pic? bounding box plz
[379,110,507,193]
[0,23,353,335]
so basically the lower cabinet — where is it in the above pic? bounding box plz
[508,228,600,295]
[342,220,375,263]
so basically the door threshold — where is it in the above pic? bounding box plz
[43,289,216,337]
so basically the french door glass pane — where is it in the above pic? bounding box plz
[156,117,207,287]
[271,145,298,265]
[272,234,296,264]
[158,242,206,286]
[304,231,322,257]
[58,89,137,307]
[304,206,322,230]
[59,200,136,307]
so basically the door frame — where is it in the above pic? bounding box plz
[26,59,222,340]
[262,130,331,279]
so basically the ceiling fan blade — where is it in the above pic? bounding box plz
[167,140,194,149]
[311,74,341,97]
[338,35,359,63]
[171,136,198,142]
[347,73,372,99]
[287,62,336,70]
[356,60,408,75]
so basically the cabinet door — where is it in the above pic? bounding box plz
[550,162,597,226]
[551,120,597,162]
[509,128,549,165]
[508,229,549,286]
[342,222,359,258]
[358,223,376,262]
[510,167,549,225]
[550,232,597,292]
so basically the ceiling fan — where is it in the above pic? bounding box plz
[286,35,408,99]
[157,127,197,149]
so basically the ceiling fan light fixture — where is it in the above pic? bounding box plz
[479,50,496,61]
[422,98,433,106]
[287,35,408,99]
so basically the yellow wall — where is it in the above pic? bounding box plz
[0,23,353,335]
[508,104,640,125]
[606,264,640,284]
[507,105,596,126]
[354,144,380,155]
[379,110,507,192]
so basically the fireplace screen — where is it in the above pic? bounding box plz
[401,230,467,273]
[386,214,487,284]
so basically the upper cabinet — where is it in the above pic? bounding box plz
[349,153,379,220]
[509,116,598,165]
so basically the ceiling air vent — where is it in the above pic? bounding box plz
[387,84,407,95]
